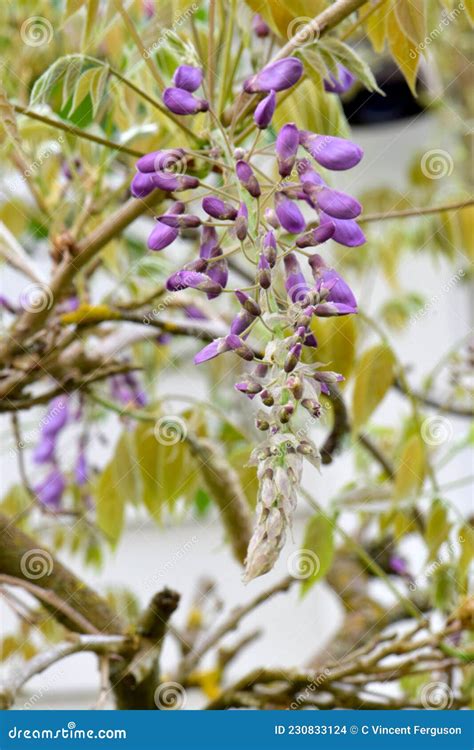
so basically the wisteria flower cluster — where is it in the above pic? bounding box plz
[131,56,365,580]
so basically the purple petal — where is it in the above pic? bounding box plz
[321,213,366,247]
[254,90,276,129]
[276,123,299,177]
[324,65,355,95]
[275,195,306,234]
[194,339,227,364]
[43,396,69,437]
[284,253,310,303]
[244,57,303,93]
[136,149,185,173]
[296,221,335,248]
[166,270,221,295]
[316,187,362,219]
[33,435,56,464]
[35,469,65,510]
[131,172,156,198]
[148,222,179,251]
[236,161,261,198]
[199,225,220,259]
[163,88,209,115]
[300,132,363,170]
[202,196,238,220]
[172,65,203,92]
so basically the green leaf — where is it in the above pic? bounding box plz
[394,0,426,46]
[299,512,335,596]
[83,0,100,47]
[320,38,384,93]
[134,422,163,521]
[387,6,420,95]
[95,463,125,546]
[424,499,451,560]
[352,344,396,430]
[394,433,426,499]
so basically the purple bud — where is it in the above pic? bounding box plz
[75,450,88,486]
[236,161,261,198]
[130,172,156,198]
[276,123,299,177]
[225,334,254,361]
[299,131,363,171]
[163,88,209,115]
[309,257,357,315]
[172,65,203,92]
[166,270,222,295]
[389,555,409,577]
[320,213,366,247]
[206,254,228,298]
[264,207,279,228]
[263,230,277,266]
[136,149,185,173]
[158,213,201,228]
[235,290,261,317]
[252,13,270,37]
[230,310,255,335]
[148,222,178,251]
[42,396,69,437]
[254,90,276,129]
[257,253,271,289]
[297,158,325,187]
[316,188,361,220]
[304,332,318,348]
[324,65,355,95]
[133,172,199,194]
[33,435,56,464]
[202,196,238,220]
[199,225,220,259]
[284,253,310,303]
[296,221,335,248]
[235,380,262,397]
[235,201,248,240]
[244,57,303,93]
[284,343,302,372]
[35,469,65,510]
[275,194,306,234]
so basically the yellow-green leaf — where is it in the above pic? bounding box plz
[365,0,389,53]
[425,499,451,560]
[394,433,426,499]
[299,512,335,596]
[95,463,125,545]
[309,315,357,382]
[394,0,426,46]
[387,6,420,95]
[352,344,396,429]
[134,422,163,521]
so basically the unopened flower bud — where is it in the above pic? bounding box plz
[264,208,279,229]
[225,334,254,361]
[236,160,261,198]
[286,374,303,399]
[260,389,274,406]
[172,64,203,92]
[254,90,276,129]
[235,201,248,240]
[256,416,270,430]
[278,403,294,423]
[257,253,271,289]
[302,398,321,417]
[158,213,201,228]
[263,231,277,266]
[163,87,209,115]
[235,290,261,317]
[284,343,302,372]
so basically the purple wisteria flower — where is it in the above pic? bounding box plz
[324,65,355,95]
[163,88,209,115]
[254,90,276,129]
[252,13,270,37]
[309,254,358,315]
[275,194,305,234]
[244,57,303,93]
[299,131,363,170]
[35,469,65,510]
[202,196,238,220]
[276,123,299,177]
[236,160,261,197]
[172,65,203,92]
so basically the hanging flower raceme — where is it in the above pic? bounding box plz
[129,56,365,581]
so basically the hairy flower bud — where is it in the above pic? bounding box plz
[202,196,238,220]
[275,194,305,234]
[235,290,261,317]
